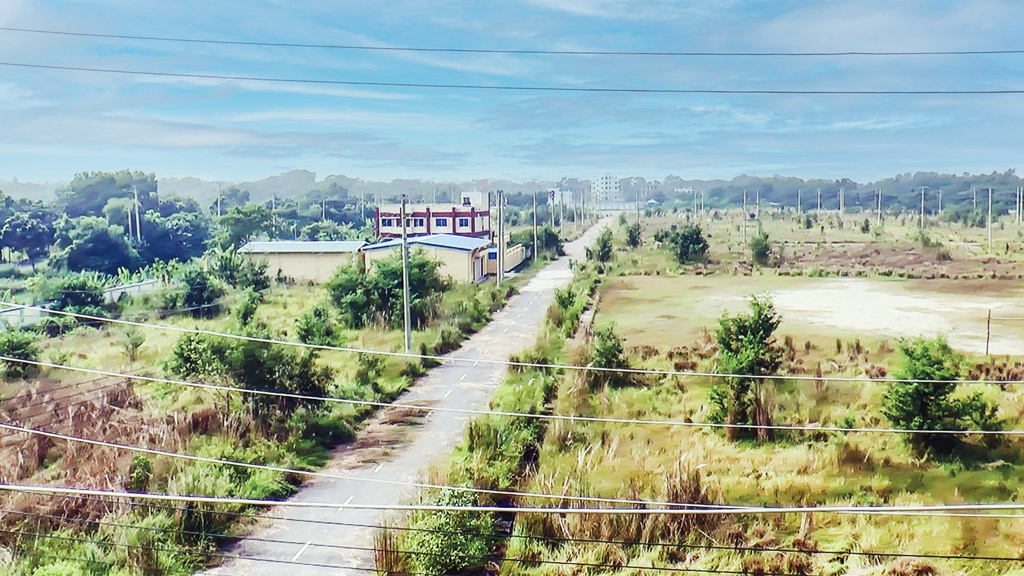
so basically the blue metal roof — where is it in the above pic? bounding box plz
[362,234,491,253]
[238,240,366,254]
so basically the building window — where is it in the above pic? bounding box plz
[458,217,470,227]
[414,218,425,227]
[435,217,448,227]
[381,218,393,227]
[488,252,496,260]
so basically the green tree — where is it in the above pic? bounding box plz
[405,491,494,575]
[654,224,708,264]
[175,263,225,318]
[41,271,107,316]
[300,220,354,241]
[588,324,630,389]
[121,327,145,365]
[625,222,642,248]
[213,204,272,250]
[0,330,41,380]
[0,213,53,270]
[326,251,448,329]
[750,232,772,266]
[591,228,613,263]
[52,215,139,274]
[710,295,782,441]
[882,337,998,453]
[296,302,338,346]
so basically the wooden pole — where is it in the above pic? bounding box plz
[986,309,992,357]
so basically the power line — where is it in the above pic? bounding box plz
[4,302,1018,385]
[16,498,1022,564]
[5,484,1024,517]
[4,26,1022,58]
[4,61,1024,95]
[3,355,1021,438]
[0,527,425,574]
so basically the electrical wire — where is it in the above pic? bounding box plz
[4,62,1024,95]
[5,484,1024,517]
[12,500,1022,564]
[3,302,1018,385]
[4,26,1024,58]
[2,356,1020,438]
[0,527,427,574]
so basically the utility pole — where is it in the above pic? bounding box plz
[400,195,411,353]
[559,189,565,239]
[839,187,844,213]
[497,190,505,286]
[938,188,942,215]
[920,187,925,229]
[217,184,222,217]
[271,195,277,237]
[797,189,801,214]
[132,185,141,242]
[360,189,366,223]
[756,189,762,235]
[973,186,977,212]
[636,186,641,224]
[817,188,821,213]
[877,189,882,227]
[988,187,993,253]
[532,191,538,262]
[322,200,327,221]
[742,190,747,243]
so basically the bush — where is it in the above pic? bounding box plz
[654,224,708,265]
[296,302,338,346]
[750,232,772,266]
[404,491,494,574]
[625,222,642,248]
[327,251,449,329]
[0,329,41,380]
[588,324,631,389]
[590,228,614,263]
[882,336,1000,454]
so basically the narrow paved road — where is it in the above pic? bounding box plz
[201,222,608,575]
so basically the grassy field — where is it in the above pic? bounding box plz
[494,217,1024,576]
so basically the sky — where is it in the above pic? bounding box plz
[3,0,1024,185]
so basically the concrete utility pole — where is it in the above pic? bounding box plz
[360,189,365,223]
[742,190,747,243]
[920,187,925,229]
[559,189,565,239]
[132,185,141,242]
[217,184,222,217]
[797,189,801,213]
[532,191,538,262]
[400,195,412,353]
[972,186,977,212]
[496,189,505,287]
[877,189,882,227]
[817,188,821,213]
[938,188,942,215]
[271,195,277,237]
[636,187,641,224]
[988,187,993,252]
[839,187,844,213]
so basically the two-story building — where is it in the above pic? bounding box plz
[374,190,490,239]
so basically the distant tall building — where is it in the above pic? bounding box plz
[592,173,621,203]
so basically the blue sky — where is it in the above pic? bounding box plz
[3,0,1024,184]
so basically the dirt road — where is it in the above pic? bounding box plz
[200,221,607,576]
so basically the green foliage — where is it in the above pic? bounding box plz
[860,218,871,234]
[587,324,631,389]
[589,228,614,263]
[233,288,263,326]
[882,337,999,453]
[39,271,107,315]
[1,212,53,267]
[750,232,772,266]
[710,295,782,441]
[654,224,709,265]
[326,251,449,329]
[0,329,40,380]
[170,263,225,318]
[295,302,338,345]
[404,491,494,574]
[625,222,642,248]
[510,225,562,258]
[167,333,229,379]
[203,246,270,292]
[120,327,145,364]
[127,454,152,493]
[51,216,139,274]
[58,170,157,218]
[212,204,272,250]
[300,220,354,241]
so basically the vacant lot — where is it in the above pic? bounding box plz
[598,274,1024,356]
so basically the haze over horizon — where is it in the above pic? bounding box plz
[3,1,1024,184]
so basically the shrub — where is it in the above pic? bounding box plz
[588,324,631,389]
[750,232,772,266]
[0,329,41,380]
[590,228,614,263]
[404,491,494,574]
[882,336,1000,454]
[625,222,642,248]
[296,302,338,346]
[654,224,708,264]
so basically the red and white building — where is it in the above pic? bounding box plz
[374,190,491,239]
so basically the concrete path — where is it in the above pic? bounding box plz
[200,221,608,575]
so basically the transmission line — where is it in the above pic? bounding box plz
[3,62,1024,95]
[3,26,1021,57]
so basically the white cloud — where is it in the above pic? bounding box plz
[131,76,419,101]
